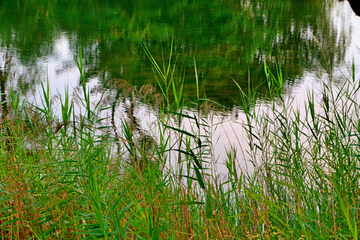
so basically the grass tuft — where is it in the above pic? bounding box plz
[0,50,360,239]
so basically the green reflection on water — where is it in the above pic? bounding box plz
[0,0,350,106]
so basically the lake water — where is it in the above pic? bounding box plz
[0,0,359,172]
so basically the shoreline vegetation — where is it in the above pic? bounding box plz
[1,49,360,239]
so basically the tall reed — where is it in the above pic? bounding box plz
[1,48,359,239]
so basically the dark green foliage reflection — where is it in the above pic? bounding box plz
[0,0,349,106]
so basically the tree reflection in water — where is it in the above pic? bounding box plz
[0,0,353,107]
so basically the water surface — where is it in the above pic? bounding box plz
[0,0,357,106]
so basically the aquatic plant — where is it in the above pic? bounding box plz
[1,48,360,239]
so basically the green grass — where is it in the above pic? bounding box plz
[1,50,360,239]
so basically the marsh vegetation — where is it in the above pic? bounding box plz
[1,0,360,239]
[0,48,360,239]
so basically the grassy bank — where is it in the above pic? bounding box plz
[1,52,360,239]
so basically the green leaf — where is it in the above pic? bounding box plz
[193,164,205,189]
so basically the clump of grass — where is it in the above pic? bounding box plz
[1,47,360,239]
[0,53,134,239]
[229,61,360,239]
